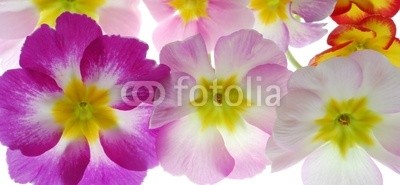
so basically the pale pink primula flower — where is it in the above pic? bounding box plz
[268,50,400,185]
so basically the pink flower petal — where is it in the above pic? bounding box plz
[99,6,140,37]
[0,6,38,39]
[160,34,215,80]
[151,0,254,51]
[143,0,175,22]
[156,113,235,184]
[214,30,287,79]
[302,144,382,185]
[150,72,197,129]
[285,17,327,48]
[218,123,269,178]
[0,69,63,156]
[100,107,158,171]
[7,139,90,185]
[241,64,292,133]
[80,35,169,110]
[291,0,336,22]
[254,20,289,51]
[153,16,199,51]
[20,13,102,88]
[0,38,24,70]
[198,0,254,50]
[80,142,146,184]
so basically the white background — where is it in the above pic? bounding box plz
[1,1,400,184]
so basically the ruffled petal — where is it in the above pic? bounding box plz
[291,0,336,22]
[331,4,369,24]
[7,139,90,185]
[218,122,269,178]
[156,113,235,184]
[160,34,214,80]
[0,69,63,156]
[327,25,375,46]
[241,64,292,133]
[379,39,400,67]
[254,20,289,51]
[360,16,396,49]
[0,6,38,39]
[349,50,400,114]
[359,0,400,17]
[310,41,354,65]
[302,144,382,185]
[150,72,197,129]
[79,142,146,185]
[20,13,102,88]
[100,107,158,171]
[332,0,352,15]
[98,6,140,36]
[214,29,287,79]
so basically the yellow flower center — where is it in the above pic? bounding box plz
[191,76,250,132]
[32,0,106,27]
[168,0,209,23]
[52,77,117,142]
[249,0,290,25]
[314,97,382,157]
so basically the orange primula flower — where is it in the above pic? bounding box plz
[311,16,400,67]
[331,0,400,24]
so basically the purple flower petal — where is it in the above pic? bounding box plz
[160,34,214,80]
[20,12,102,87]
[0,69,63,156]
[100,107,158,171]
[80,35,170,110]
[79,144,146,185]
[214,29,287,79]
[291,0,336,22]
[7,139,90,185]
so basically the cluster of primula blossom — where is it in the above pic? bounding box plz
[0,0,399,185]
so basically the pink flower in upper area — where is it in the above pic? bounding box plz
[0,13,169,185]
[0,0,141,68]
[143,0,254,51]
[249,0,337,51]
[267,50,400,185]
[152,29,292,184]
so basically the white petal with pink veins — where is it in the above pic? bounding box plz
[302,144,382,185]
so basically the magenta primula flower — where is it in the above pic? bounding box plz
[0,0,141,68]
[151,29,292,184]
[249,0,336,51]
[0,13,169,184]
[267,50,400,185]
[143,0,254,51]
